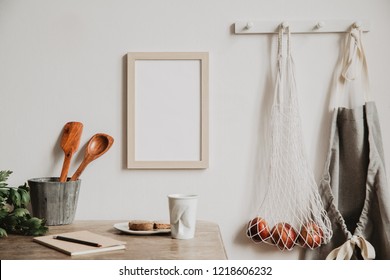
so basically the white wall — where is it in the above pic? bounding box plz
[1,0,389,259]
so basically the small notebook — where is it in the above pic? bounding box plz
[33,230,126,256]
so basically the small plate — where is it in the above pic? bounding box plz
[113,222,171,235]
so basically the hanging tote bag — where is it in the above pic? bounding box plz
[246,25,332,251]
[304,26,390,260]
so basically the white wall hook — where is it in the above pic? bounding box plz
[281,21,289,29]
[245,22,254,29]
[315,21,325,30]
[354,21,362,28]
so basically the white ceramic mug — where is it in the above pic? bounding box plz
[168,194,198,239]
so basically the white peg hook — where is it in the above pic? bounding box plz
[245,22,254,29]
[315,21,325,30]
[281,21,289,29]
[354,21,362,29]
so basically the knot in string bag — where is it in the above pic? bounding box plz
[246,25,332,251]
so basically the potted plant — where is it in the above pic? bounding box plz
[0,170,47,237]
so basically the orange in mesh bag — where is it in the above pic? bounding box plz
[246,25,332,251]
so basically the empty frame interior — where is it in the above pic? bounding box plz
[127,52,209,169]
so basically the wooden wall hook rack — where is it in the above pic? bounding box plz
[234,20,370,34]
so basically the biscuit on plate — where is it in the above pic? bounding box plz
[128,220,154,231]
[154,221,171,230]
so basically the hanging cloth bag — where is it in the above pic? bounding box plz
[304,27,390,260]
[246,25,332,251]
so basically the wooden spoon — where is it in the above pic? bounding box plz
[70,133,114,181]
[59,122,84,182]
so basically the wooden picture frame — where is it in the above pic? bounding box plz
[127,52,209,169]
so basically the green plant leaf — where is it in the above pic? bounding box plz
[3,214,18,227]
[9,188,21,208]
[0,170,12,186]
[0,188,10,198]
[0,170,12,180]
[0,208,9,220]
[21,217,48,236]
[23,217,42,228]
[18,188,30,207]
[11,208,29,217]
[0,227,7,237]
[18,183,29,192]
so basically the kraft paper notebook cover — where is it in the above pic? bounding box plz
[33,230,126,256]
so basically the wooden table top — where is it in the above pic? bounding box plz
[0,220,227,260]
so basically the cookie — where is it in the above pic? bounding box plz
[154,221,171,230]
[128,220,154,231]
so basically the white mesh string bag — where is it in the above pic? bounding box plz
[246,26,332,251]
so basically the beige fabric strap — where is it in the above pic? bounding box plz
[326,235,376,260]
[341,27,371,100]
[333,26,371,108]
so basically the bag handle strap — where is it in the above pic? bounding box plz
[335,27,371,108]
[275,24,293,106]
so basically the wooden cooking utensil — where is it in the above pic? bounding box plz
[59,122,84,182]
[70,133,114,181]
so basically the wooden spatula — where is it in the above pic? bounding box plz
[59,122,83,182]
